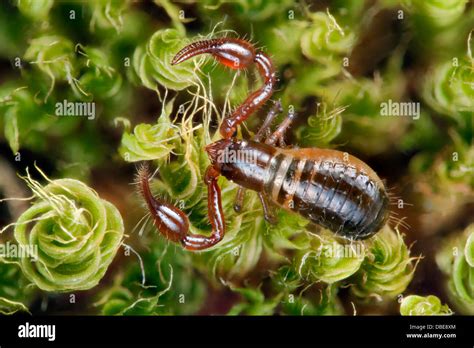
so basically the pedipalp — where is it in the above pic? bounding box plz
[172,37,277,139]
[138,164,225,251]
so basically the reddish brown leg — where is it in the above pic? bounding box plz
[258,193,278,224]
[138,164,225,251]
[253,100,283,142]
[278,137,287,148]
[233,186,246,213]
[265,107,296,146]
[172,38,277,139]
[234,188,277,224]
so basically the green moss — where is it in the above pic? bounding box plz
[0,0,471,316]
[400,295,452,316]
[8,167,124,292]
[437,224,474,314]
[97,239,206,315]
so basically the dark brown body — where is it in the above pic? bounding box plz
[208,139,389,240]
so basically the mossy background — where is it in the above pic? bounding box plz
[0,0,472,315]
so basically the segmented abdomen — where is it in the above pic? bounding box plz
[263,149,389,239]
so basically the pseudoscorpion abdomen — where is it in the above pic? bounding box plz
[263,148,389,240]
